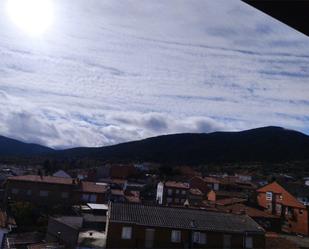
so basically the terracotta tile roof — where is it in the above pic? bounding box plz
[8,175,74,185]
[8,175,109,194]
[257,181,305,209]
[80,182,109,194]
[109,202,265,234]
[266,234,299,249]
[204,177,220,184]
[165,181,189,189]
[215,198,247,206]
[189,188,204,196]
[215,190,248,199]
[218,204,278,219]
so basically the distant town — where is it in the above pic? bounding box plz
[0,0,308,248]
[0,161,308,249]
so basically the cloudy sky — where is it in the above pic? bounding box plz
[0,0,308,149]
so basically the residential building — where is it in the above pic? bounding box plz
[257,181,309,236]
[156,181,189,205]
[217,203,281,232]
[4,175,110,207]
[190,176,219,193]
[106,202,265,249]
[46,214,106,249]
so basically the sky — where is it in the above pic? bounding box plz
[0,0,308,149]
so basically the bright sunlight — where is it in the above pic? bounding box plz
[7,0,53,35]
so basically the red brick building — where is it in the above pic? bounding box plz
[4,175,109,206]
[257,181,309,236]
[106,202,265,249]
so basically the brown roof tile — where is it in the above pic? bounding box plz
[165,181,189,189]
[80,182,109,194]
[189,188,204,196]
[8,175,73,185]
[215,197,247,206]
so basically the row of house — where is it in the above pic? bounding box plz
[155,177,309,237]
[1,164,309,249]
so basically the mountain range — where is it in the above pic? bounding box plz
[1,126,309,164]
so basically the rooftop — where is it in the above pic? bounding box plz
[8,175,73,185]
[109,203,264,234]
[257,181,305,209]
[165,181,190,189]
[189,188,204,196]
[215,197,247,206]
[7,175,109,193]
[218,204,278,219]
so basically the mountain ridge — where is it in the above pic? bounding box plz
[1,126,309,164]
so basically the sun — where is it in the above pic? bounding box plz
[7,0,53,35]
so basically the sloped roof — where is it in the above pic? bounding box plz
[218,204,277,219]
[8,175,73,185]
[215,197,247,206]
[257,181,305,209]
[80,181,109,194]
[109,203,264,234]
[189,188,204,196]
[165,181,189,189]
[8,175,109,193]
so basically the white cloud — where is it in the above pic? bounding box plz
[0,0,308,148]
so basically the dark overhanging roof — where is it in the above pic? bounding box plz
[109,202,265,234]
[242,0,309,36]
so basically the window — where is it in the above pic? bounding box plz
[167,189,173,196]
[245,236,253,249]
[276,204,282,215]
[82,194,89,201]
[26,190,32,196]
[171,230,181,243]
[175,189,179,194]
[193,232,207,244]
[167,197,172,203]
[181,190,186,195]
[266,192,272,201]
[39,190,49,197]
[279,195,283,201]
[175,198,179,203]
[121,226,132,239]
[90,194,97,203]
[266,203,272,211]
[61,192,69,198]
[12,188,19,194]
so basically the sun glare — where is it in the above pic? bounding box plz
[7,0,53,35]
